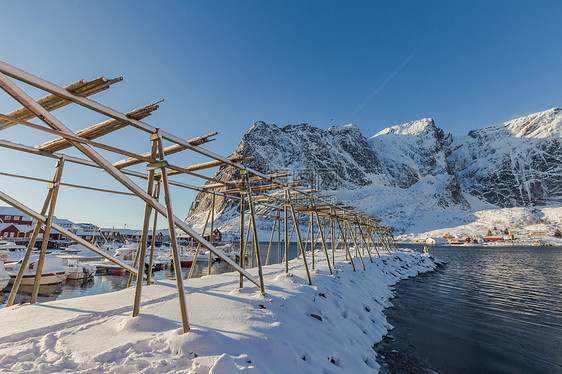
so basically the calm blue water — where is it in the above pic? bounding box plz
[378,245,562,374]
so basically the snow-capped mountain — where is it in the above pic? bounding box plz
[368,118,469,209]
[449,108,562,207]
[186,121,388,228]
[186,108,562,235]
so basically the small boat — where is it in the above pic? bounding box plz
[85,244,137,274]
[65,261,96,280]
[214,243,240,262]
[5,256,67,285]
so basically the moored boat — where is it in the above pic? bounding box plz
[5,256,67,285]
[65,261,96,280]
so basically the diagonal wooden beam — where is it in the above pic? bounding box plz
[163,155,253,177]
[201,172,291,190]
[37,100,162,152]
[0,71,260,292]
[113,132,217,169]
[0,76,122,131]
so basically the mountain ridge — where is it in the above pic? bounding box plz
[186,108,562,234]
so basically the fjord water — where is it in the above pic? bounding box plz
[379,245,562,373]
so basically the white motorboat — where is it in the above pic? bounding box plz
[85,244,137,275]
[65,261,96,280]
[5,256,67,285]
[215,243,240,262]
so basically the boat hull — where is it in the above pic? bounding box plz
[8,271,67,285]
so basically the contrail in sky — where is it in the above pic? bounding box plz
[344,51,417,124]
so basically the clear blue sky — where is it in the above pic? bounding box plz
[1,1,561,229]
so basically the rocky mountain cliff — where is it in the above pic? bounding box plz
[449,108,562,207]
[186,122,388,226]
[368,118,469,209]
[186,108,562,233]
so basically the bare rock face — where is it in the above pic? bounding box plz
[450,108,562,207]
[186,122,387,224]
[186,108,562,228]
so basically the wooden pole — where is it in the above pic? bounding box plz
[5,187,54,307]
[313,211,332,275]
[333,209,356,271]
[286,190,311,285]
[132,139,158,316]
[368,229,382,258]
[147,181,161,285]
[281,215,297,263]
[155,133,189,333]
[284,195,288,273]
[239,193,245,287]
[244,215,252,266]
[208,193,215,275]
[245,173,265,294]
[346,221,365,271]
[128,141,158,288]
[188,202,213,279]
[30,158,64,304]
[330,217,336,266]
[0,192,140,275]
[304,210,312,270]
[303,213,312,255]
[277,208,281,265]
[379,230,392,255]
[265,216,277,266]
[314,212,332,275]
[356,221,374,263]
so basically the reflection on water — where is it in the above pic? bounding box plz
[1,242,302,306]
[378,245,562,374]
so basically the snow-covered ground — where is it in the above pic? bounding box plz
[0,249,438,373]
[397,206,562,245]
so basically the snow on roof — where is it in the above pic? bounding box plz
[0,206,32,219]
[0,223,14,231]
[13,224,36,232]
[75,231,100,236]
[101,228,142,235]
[53,217,74,225]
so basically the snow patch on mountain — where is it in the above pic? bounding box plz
[450,108,562,207]
[368,118,469,209]
[185,108,561,237]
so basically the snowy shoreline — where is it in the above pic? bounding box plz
[0,249,438,373]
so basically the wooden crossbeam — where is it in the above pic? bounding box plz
[163,155,254,177]
[201,172,291,190]
[113,132,217,169]
[37,100,162,152]
[0,76,122,131]
[225,181,300,194]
